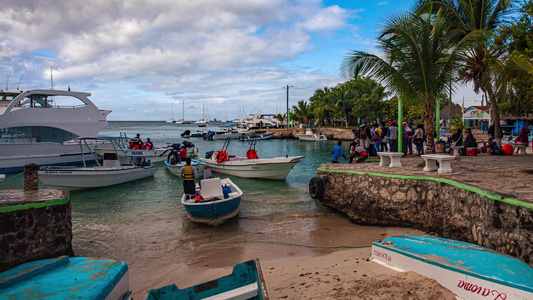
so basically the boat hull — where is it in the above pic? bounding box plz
[181,178,243,225]
[0,142,96,173]
[165,160,205,178]
[371,235,533,300]
[198,156,304,180]
[0,256,130,300]
[297,134,327,141]
[94,148,170,163]
[38,165,156,190]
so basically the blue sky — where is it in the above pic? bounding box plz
[0,0,480,121]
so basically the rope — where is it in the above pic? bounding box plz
[224,240,371,249]
[208,211,218,243]
[1,172,24,182]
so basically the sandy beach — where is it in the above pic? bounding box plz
[124,214,455,299]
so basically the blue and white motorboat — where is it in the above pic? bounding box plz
[0,256,130,299]
[371,235,533,300]
[165,159,206,178]
[181,177,243,225]
[145,259,268,299]
[238,131,274,141]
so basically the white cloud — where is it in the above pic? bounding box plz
[377,1,388,6]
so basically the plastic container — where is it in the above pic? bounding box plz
[466,148,477,156]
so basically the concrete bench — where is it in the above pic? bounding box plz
[451,145,462,157]
[421,154,455,173]
[378,152,404,168]
[514,144,527,155]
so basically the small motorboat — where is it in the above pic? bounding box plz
[0,256,130,300]
[238,131,274,141]
[297,127,327,141]
[38,137,156,190]
[145,259,268,299]
[165,159,206,178]
[372,235,533,300]
[181,177,243,225]
[199,139,304,180]
[181,130,191,138]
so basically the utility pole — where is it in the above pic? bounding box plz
[284,85,293,129]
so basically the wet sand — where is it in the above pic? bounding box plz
[91,213,454,299]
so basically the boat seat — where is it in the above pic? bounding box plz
[200,178,224,200]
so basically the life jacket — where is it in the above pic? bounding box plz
[246,149,259,159]
[216,150,228,163]
[145,142,153,150]
[194,195,203,202]
[360,150,368,156]
[179,148,187,158]
[183,165,195,180]
[129,141,134,149]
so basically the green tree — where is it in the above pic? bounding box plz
[292,100,312,125]
[329,84,353,128]
[417,0,513,143]
[342,5,468,152]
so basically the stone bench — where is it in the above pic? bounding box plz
[378,152,404,168]
[421,154,455,173]
[451,145,462,157]
[514,144,527,155]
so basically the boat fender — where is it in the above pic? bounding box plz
[309,177,325,200]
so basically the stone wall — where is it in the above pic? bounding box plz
[0,189,73,272]
[316,171,533,267]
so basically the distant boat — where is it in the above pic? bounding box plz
[145,259,269,299]
[0,256,130,300]
[238,131,274,141]
[167,102,191,124]
[297,127,327,141]
[372,235,533,300]
[181,177,242,225]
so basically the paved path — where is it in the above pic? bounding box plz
[321,153,533,204]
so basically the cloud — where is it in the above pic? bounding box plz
[377,1,388,5]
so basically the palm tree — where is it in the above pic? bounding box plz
[342,5,469,152]
[416,0,513,143]
[329,84,353,128]
[292,100,312,126]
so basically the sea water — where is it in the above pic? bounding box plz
[0,121,422,297]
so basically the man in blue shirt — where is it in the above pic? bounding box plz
[331,141,347,163]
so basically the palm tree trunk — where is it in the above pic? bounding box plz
[486,87,502,146]
[424,96,436,154]
[343,112,349,128]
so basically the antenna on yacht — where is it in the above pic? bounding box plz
[5,71,10,89]
[17,74,23,90]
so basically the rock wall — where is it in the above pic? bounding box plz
[0,190,73,272]
[316,171,533,267]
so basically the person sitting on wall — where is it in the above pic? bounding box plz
[462,128,477,155]
[514,127,529,154]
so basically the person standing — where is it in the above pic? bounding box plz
[359,121,371,151]
[388,122,398,152]
[371,125,381,152]
[178,145,188,162]
[413,124,425,155]
[380,122,389,152]
[180,158,198,198]
[405,123,414,155]
[331,141,347,163]
[131,133,143,149]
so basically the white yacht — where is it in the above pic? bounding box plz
[0,89,111,172]
[243,114,281,129]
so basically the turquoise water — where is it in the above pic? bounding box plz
[0,121,423,297]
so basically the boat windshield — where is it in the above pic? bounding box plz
[0,126,78,143]
[15,95,88,109]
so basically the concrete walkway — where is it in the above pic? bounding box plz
[321,153,533,205]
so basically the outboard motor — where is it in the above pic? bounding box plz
[181,130,191,137]
[205,150,214,159]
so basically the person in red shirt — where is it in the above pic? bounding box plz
[178,145,187,162]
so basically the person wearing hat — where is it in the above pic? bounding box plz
[358,121,371,151]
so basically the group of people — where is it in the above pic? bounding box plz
[333,120,428,163]
[129,134,154,150]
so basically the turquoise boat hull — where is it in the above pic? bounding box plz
[146,259,269,299]
[0,256,130,300]
[372,235,533,300]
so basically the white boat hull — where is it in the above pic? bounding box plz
[95,148,169,163]
[297,134,327,141]
[38,166,156,190]
[199,156,304,180]
[165,161,205,178]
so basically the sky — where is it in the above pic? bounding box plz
[0,0,481,121]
